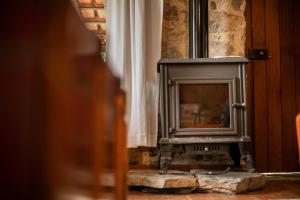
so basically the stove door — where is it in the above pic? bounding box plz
[170,79,241,136]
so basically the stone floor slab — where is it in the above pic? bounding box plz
[128,170,266,195]
[128,169,197,189]
[195,172,266,194]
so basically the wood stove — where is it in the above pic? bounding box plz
[157,0,254,173]
[158,57,254,173]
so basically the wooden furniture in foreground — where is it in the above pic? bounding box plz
[297,113,300,168]
[0,1,127,199]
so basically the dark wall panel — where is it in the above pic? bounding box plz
[279,0,298,171]
[265,0,283,171]
[249,0,300,171]
[295,1,300,116]
[251,0,269,172]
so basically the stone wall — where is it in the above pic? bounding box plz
[162,0,189,58]
[75,0,107,56]
[162,0,246,58]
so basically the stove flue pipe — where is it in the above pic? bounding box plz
[189,0,209,58]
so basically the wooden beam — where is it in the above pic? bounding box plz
[78,4,104,9]
[279,0,298,171]
[83,17,106,23]
[77,0,104,9]
[265,0,283,171]
[251,0,269,172]
[245,0,255,164]
[295,0,300,116]
[91,30,106,35]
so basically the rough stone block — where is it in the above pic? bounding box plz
[195,172,266,194]
[128,170,197,189]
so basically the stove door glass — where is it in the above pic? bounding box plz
[179,83,230,129]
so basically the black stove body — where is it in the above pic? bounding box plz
[157,57,254,173]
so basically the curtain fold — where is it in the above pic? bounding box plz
[106,0,163,147]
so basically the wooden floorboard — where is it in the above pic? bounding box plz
[128,179,300,200]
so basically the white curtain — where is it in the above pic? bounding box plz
[106,0,163,147]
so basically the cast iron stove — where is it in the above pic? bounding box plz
[157,57,254,173]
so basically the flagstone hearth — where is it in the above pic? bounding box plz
[128,169,266,195]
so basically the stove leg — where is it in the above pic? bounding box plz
[239,142,255,172]
[159,143,173,174]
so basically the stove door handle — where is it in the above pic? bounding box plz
[232,102,246,109]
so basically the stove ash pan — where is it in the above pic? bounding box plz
[157,57,254,174]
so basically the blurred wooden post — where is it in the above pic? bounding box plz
[114,81,128,200]
[296,113,300,168]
